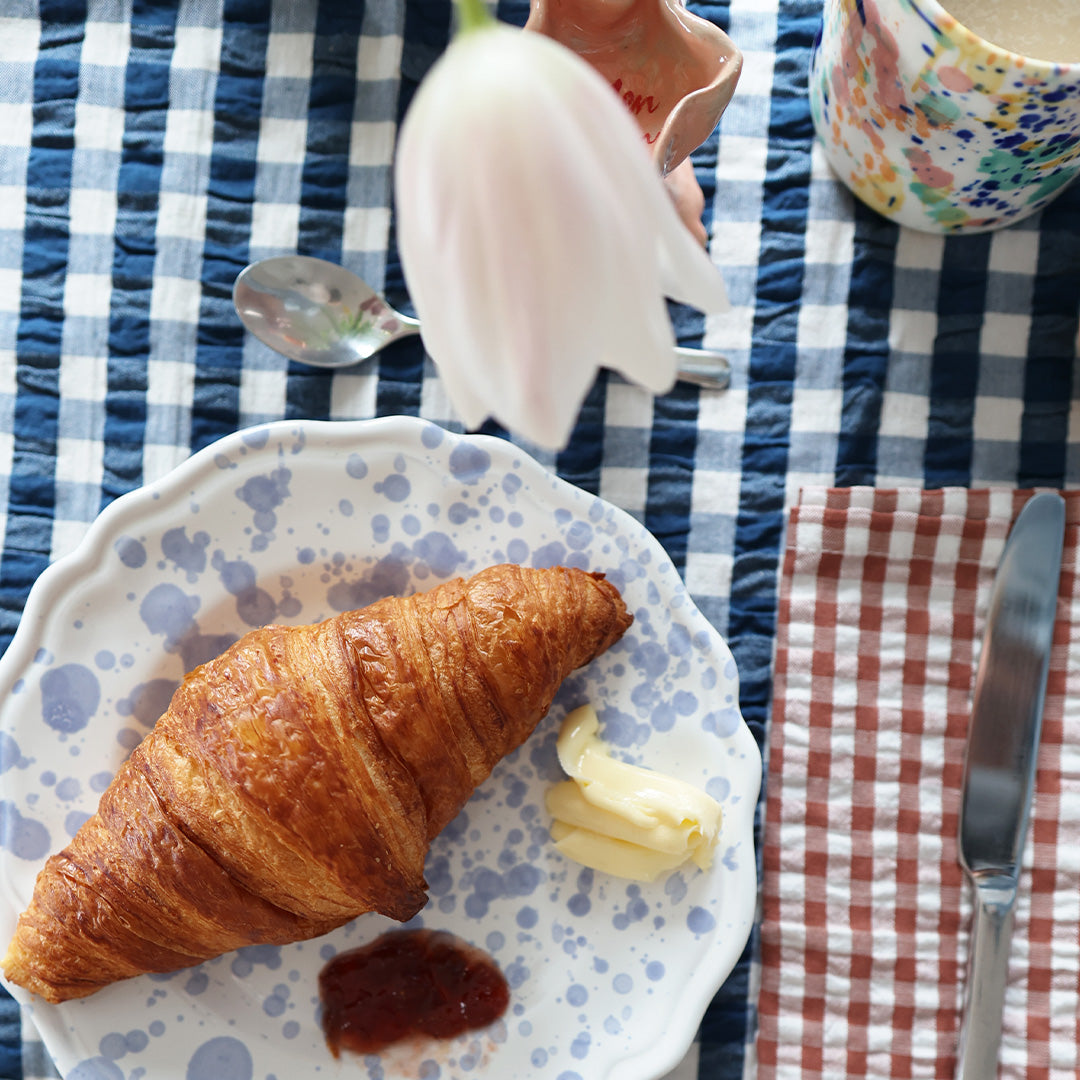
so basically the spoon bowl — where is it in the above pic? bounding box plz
[234,255,730,390]
[233,255,421,369]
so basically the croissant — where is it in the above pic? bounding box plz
[2,563,631,1004]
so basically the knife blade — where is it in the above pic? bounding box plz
[955,491,1065,1080]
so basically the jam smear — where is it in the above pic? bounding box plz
[318,928,510,1057]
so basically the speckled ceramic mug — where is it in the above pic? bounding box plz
[809,0,1080,233]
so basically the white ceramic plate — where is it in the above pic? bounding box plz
[0,416,760,1080]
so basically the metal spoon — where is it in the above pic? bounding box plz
[233,255,731,391]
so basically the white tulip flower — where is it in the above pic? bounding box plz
[393,3,729,451]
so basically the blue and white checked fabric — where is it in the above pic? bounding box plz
[2,0,1079,1077]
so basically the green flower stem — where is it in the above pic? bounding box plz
[454,0,494,33]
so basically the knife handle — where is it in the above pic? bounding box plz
[955,875,1017,1080]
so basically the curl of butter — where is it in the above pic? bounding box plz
[545,704,722,882]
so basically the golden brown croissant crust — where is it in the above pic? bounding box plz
[3,563,631,1003]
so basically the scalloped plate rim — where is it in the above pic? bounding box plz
[0,416,760,1080]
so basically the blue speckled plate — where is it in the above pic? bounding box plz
[0,416,760,1080]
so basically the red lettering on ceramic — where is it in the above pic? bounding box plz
[611,78,662,117]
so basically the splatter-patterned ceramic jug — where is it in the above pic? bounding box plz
[809,0,1080,233]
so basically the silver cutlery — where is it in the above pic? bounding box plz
[232,255,731,391]
[955,491,1066,1079]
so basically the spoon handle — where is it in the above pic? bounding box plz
[674,346,731,392]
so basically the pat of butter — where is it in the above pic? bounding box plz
[545,704,722,882]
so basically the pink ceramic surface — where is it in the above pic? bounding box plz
[809,0,1080,233]
[525,0,742,175]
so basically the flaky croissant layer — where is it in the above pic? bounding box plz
[3,564,631,1003]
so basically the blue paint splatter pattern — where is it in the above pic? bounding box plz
[0,417,760,1080]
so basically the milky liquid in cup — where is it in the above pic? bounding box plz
[941,0,1080,63]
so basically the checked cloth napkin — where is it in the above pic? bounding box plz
[758,487,1080,1080]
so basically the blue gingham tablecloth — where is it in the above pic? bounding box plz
[1,1,1079,1078]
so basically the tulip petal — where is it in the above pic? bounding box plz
[559,59,729,316]
[394,24,729,449]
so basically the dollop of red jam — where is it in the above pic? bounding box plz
[318,928,510,1057]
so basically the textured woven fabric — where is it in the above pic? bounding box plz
[760,487,1080,1079]
[16,1012,57,1080]
[1,0,1080,1076]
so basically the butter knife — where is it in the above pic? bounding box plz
[955,491,1065,1080]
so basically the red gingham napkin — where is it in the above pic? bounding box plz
[758,487,1080,1080]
